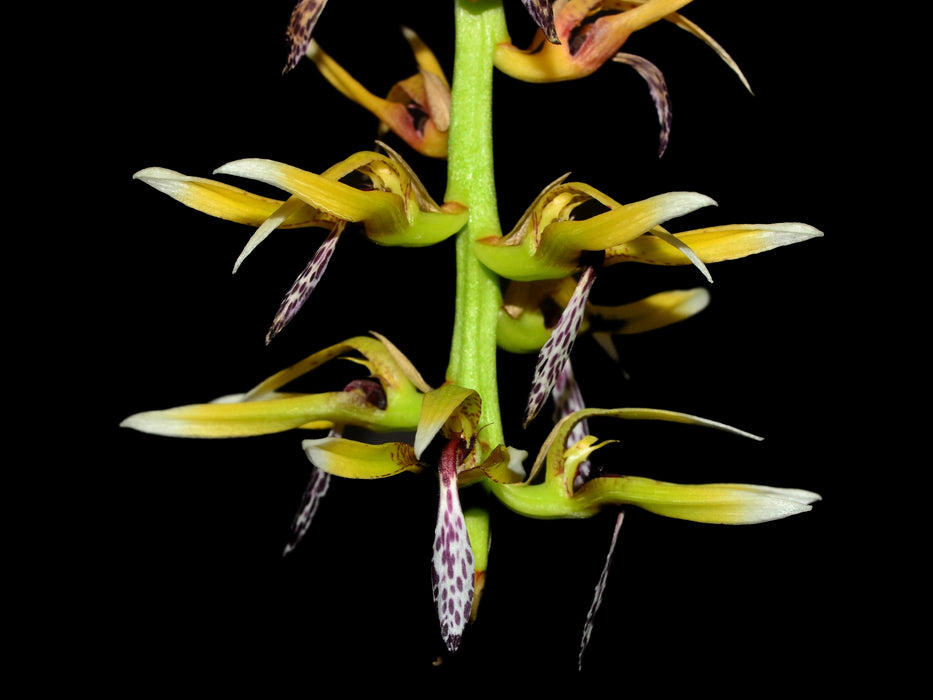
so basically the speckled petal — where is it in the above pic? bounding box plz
[284,0,330,73]
[432,436,475,652]
[266,221,345,343]
[524,266,597,427]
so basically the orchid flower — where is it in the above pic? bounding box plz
[304,27,451,158]
[477,175,821,424]
[134,145,467,342]
[497,0,751,154]
[123,0,824,666]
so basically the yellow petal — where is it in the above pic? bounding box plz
[588,287,710,335]
[302,436,422,478]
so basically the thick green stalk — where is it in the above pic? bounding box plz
[444,0,510,451]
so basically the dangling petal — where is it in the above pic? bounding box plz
[432,436,475,652]
[612,53,672,156]
[282,463,331,556]
[578,510,625,670]
[524,266,598,427]
[266,221,345,343]
[284,0,330,74]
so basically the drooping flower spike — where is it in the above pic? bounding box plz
[134,145,468,341]
[305,27,451,158]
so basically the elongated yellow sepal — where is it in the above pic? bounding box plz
[606,223,823,265]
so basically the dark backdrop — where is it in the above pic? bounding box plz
[56,0,896,691]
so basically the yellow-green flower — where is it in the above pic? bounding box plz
[479,175,821,424]
[134,146,468,341]
[491,407,821,523]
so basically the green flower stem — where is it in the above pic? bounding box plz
[444,0,510,452]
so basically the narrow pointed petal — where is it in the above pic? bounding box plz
[233,196,312,273]
[579,511,625,670]
[524,266,597,427]
[607,222,823,265]
[432,436,475,652]
[284,0,330,74]
[302,436,422,478]
[282,464,331,556]
[612,53,671,156]
[266,221,345,343]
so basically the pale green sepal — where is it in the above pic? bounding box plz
[302,436,422,478]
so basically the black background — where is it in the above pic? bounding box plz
[36,0,909,692]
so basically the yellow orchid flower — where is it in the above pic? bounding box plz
[135,146,468,341]
[305,28,450,158]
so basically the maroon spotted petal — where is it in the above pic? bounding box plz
[282,465,331,557]
[283,0,330,74]
[266,221,344,344]
[520,0,559,43]
[432,436,475,652]
[523,266,597,427]
[578,510,625,670]
[613,53,672,157]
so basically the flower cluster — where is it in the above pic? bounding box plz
[123,0,822,665]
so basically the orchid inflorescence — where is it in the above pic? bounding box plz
[122,0,822,666]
